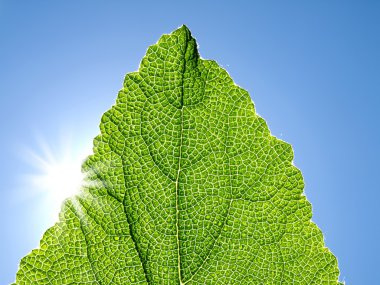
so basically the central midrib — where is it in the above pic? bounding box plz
[176,33,188,285]
[175,105,184,285]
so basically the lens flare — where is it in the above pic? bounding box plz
[30,155,85,205]
[22,133,93,218]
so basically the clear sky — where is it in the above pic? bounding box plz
[1,1,379,284]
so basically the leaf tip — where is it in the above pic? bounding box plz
[175,24,193,41]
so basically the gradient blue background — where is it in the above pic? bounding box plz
[1,1,379,284]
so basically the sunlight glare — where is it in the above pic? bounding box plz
[32,156,84,204]
[24,134,93,218]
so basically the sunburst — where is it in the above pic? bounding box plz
[23,133,93,217]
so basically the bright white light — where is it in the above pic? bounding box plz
[30,154,84,205]
[23,133,93,218]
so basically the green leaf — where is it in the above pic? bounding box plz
[14,26,341,284]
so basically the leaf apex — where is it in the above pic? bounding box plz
[175,24,193,41]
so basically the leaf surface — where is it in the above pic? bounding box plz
[15,26,341,284]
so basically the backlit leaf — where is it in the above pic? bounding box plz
[14,25,341,285]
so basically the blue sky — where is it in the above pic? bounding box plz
[1,1,379,284]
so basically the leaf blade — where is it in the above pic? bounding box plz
[14,25,341,285]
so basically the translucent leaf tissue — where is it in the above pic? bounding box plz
[14,26,342,285]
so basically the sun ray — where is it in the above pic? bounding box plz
[22,132,93,218]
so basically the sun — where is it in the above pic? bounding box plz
[24,134,93,217]
[31,155,85,203]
